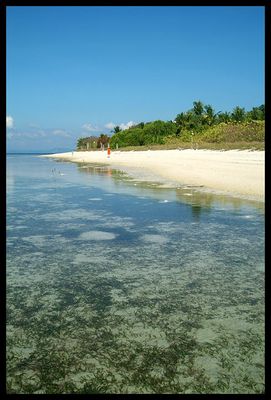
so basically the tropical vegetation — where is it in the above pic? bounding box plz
[76,101,264,150]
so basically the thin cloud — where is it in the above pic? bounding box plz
[105,122,116,130]
[7,129,71,139]
[15,131,47,138]
[119,121,136,130]
[82,123,100,132]
[28,123,40,128]
[105,121,136,131]
[6,116,14,128]
[52,129,72,138]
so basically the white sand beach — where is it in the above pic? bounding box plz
[42,149,265,202]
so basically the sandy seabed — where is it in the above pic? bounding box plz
[42,149,264,202]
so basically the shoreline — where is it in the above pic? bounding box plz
[41,149,265,202]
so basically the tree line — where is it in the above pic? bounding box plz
[77,101,264,150]
[174,101,264,133]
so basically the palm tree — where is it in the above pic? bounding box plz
[231,106,246,122]
[193,101,204,116]
[175,112,187,128]
[218,112,231,123]
[77,137,86,150]
[259,104,265,118]
[204,104,216,125]
[248,106,265,121]
[113,126,121,133]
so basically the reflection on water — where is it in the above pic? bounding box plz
[6,155,265,394]
[75,162,264,222]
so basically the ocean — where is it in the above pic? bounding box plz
[6,154,265,394]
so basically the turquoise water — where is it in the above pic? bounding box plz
[6,154,265,394]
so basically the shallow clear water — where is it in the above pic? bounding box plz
[6,154,265,394]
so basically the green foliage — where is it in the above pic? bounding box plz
[77,137,85,149]
[174,101,264,135]
[193,100,204,116]
[231,106,246,123]
[113,126,121,133]
[76,101,265,150]
[110,120,178,148]
[198,121,265,143]
[97,134,110,148]
[77,134,110,150]
[217,112,231,124]
[175,101,216,134]
[133,122,145,129]
[247,105,265,121]
[203,104,216,126]
[77,136,98,150]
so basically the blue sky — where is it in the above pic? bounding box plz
[6,6,264,152]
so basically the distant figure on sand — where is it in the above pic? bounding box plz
[107,145,111,158]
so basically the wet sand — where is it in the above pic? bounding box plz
[41,149,264,202]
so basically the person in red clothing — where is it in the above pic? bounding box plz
[107,144,111,158]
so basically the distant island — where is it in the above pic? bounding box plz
[76,101,264,151]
